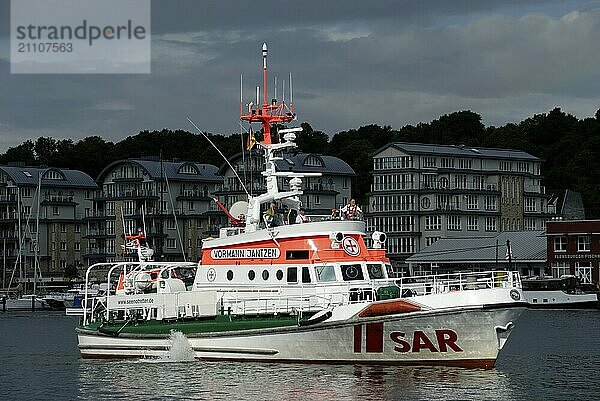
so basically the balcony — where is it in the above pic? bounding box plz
[0,230,18,240]
[0,194,17,203]
[84,248,114,256]
[41,194,76,204]
[176,189,211,201]
[84,229,113,238]
[94,189,159,200]
[419,182,498,192]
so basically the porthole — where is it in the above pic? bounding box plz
[248,270,256,281]
[227,270,233,281]
[276,270,283,280]
[262,270,269,280]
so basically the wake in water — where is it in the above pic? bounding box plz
[163,330,196,362]
[132,330,196,363]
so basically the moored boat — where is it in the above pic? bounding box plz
[522,275,599,308]
[75,43,527,369]
[3,294,49,311]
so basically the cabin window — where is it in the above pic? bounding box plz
[367,263,384,279]
[302,266,311,283]
[248,270,256,281]
[341,264,364,281]
[315,265,336,282]
[287,267,298,283]
[276,270,283,280]
[227,270,233,281]
[262,270,269,281]
[385,264,394,278]
[286,250,309,260]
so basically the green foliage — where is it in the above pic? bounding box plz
[2,107,600,217]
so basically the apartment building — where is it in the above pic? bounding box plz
[84,158,223,265]
[367,142,554,268]
[216,150,355,216]
[0,164,97,284]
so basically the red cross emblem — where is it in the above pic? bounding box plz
[207,268,216,282]
[342,236,360,256]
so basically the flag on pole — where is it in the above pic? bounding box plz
[246,128,257,150]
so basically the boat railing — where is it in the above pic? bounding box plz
[82,261,196,325]
[387,270,521,296]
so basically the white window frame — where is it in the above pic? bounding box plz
[554,236,567,252]
[551,262,570,278]
[447,215,461,231]
[578,235,590,252]
[466,216,478,231]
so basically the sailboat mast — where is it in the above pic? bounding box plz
[33,172,42,296]
[17,187,23,289]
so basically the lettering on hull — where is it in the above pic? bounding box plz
[353,324,463,354]
[211,248,281,259]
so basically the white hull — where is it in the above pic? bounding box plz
[77,305,524,369]
[4,296,49,311]
[524,290,598,308]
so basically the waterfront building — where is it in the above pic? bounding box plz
[405,230,547,278]
[0,163,97,286]
[84,158,222,265]
[367,142,554,271]
[546,220,600,285]
[215,150,355,217]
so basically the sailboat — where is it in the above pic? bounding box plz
[3,171,49,311]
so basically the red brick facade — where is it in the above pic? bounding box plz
[546,220,600,284]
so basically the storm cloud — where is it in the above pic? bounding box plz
[1,0,599,149]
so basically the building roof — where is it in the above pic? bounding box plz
[377,142,540,161]
[0,165,98,188]
[221,151,356,176]
[405,230,547,264]
[97,159,222,183]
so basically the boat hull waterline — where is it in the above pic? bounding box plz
[77,306,525,369]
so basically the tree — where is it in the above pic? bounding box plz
[34,137,58,165]
[0,140,36,165]
[295,123,329,153]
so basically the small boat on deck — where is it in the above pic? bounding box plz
[74,43,527,369]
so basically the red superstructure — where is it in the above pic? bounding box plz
[240,43,295,145]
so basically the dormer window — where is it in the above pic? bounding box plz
[43,170,65,180]
[303,155,324,167]
[178,163,199,175]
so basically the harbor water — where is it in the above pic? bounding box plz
[1,309,598,401]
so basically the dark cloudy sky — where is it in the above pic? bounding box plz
[1,0,600,150]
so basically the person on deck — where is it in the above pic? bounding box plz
[295,208,310,224]
[264,202,282,227]
[340,198,362,221]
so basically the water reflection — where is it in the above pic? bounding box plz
[78,360,519,401]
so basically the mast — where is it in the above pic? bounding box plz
[17,187,23,290]
[33,171,42,297]
[240,43,295,145]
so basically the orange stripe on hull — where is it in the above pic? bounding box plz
[358,300,421,318]
[202,235,388,265]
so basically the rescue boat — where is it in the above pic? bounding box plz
[75,44,527,369]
